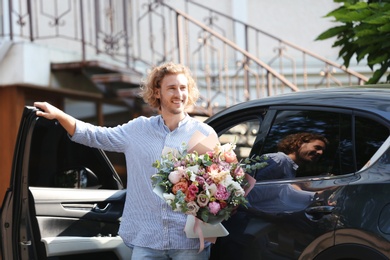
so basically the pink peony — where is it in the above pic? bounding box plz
[209,201,221,215]
[214,184,231,200]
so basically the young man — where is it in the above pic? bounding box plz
[34,62,218,260]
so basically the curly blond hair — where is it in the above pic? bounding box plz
[140,61,199,109]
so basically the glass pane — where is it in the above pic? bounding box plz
[28,117,120,189]
[355,116,389,170]
[261,110,353,177]
[218,119,261,162]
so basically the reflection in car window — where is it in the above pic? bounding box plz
[255,110,389,177]
[218,119,261,162]
[259,110,352,177]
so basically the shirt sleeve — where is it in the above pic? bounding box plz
[70,119,132,153]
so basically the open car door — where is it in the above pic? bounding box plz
[0,106,130,260]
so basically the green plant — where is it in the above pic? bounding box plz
[316,0,390,83]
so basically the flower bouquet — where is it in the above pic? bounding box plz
[151,141,251,227]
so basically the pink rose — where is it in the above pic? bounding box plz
[185,192,196,202]
[187,184,199,195]
[234,166,245,179]
[209,201,221,215]
[185,184,199,202]
[206,151,214,158]
[224,150,237,163]
[195,176,206,186]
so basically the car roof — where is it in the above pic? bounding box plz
[207,85,390,122]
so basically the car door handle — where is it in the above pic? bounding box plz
[92,203,111,213]
[305,206,334,221]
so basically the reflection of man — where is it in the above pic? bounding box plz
[248,133,328,213]
[254,132,328,180]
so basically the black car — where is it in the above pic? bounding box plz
[1,86,390,259]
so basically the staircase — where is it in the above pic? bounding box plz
[0,0,368,117]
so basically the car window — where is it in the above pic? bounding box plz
[355,116,389,170]
[28,117,122,189]
[256,110,351,177]
[218,119,262,162]
[253,109,389,178]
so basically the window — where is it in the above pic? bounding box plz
[218,119,262,162]
[28,117,122,189]
[355,116,389,170]
[254,109,389,178]
[256,109,352,177]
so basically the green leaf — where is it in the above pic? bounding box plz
[378,23,390,33]
[332,9,373,23]
[363,13,390,25]
[367,53,388,65]
[355,28,378,37]
[355,34,389,46]
[332,37,351,48]
[315,25,350,41]
[345,2,368,10]
[356,45,377,62]
[367,67,386,84]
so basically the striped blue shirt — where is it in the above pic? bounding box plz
[71,114,217,250]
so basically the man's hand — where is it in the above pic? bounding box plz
[34,101,77,136]
[34,101,63,120]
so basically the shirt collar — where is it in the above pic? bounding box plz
[157,113,190,132]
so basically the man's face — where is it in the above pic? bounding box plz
[296,139,326,164]
[156,73,189,115]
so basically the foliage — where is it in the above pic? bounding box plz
[316,0,390,83]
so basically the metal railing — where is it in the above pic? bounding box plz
[182,0,368,87]
[0,0,369,115]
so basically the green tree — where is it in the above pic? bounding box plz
[316,0,390,84]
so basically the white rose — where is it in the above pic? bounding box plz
[220,174,233,187]
[231,182,245,196]
[207,183,217,196]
